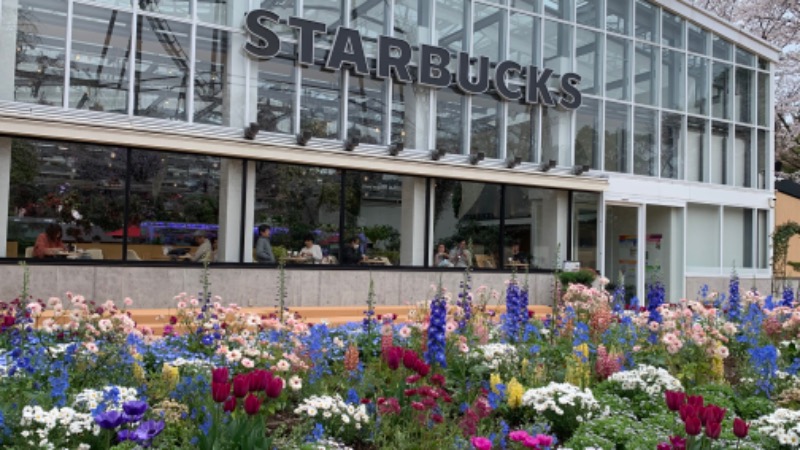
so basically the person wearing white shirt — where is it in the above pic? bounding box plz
[299,234,323,264]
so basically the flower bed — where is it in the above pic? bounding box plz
[0,272,799,449]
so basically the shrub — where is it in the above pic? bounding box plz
[558,269,597,288]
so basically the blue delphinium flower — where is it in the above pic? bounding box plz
[646,281,665,324]
[749,345,778,397]
[518,287,530,328]
[502,281,522,343]
[764,294,775,311]
[787,358,800,376]
[458,271,473,329]
[727,271,741,322]
[345,388,359,405]
[304,323,331,384]
[424,289,448,368]
[306,423,325,442]
[781,285,794,308]
[738,303,764,346]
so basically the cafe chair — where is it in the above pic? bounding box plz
[475,254,496,269]
[24,246,34,258]
[126,249,142,261]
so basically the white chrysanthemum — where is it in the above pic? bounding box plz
[606,364,682,397]
[470,343,519,370]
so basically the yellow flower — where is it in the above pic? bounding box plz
[161,363,179,391]
[565,343,591,388]
[132,362,146,383]
[507,377,524,409]
[490,373,502,394]
[521,358,529,376]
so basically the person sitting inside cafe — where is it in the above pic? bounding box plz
[34,223,66,258]
[449,238,472,268]
[342,236,365,265]
[510,242,527,264]
[182,230,213,262]
[434,243,453,267]
[299,234,323,264]
[255,224,275,264]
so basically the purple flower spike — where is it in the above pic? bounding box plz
[94,410,124,429]
[133,420,165,444]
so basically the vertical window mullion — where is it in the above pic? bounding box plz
[188,21,196,122]
[122,147,132,262]
[63,0,74,109]
[128,6,138,116]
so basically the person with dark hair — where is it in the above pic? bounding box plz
[181,230,212,262]
[33,223,65,258]
[510,242,527,263]
[299,234,323,264]
[434,243,453,267]
[255,224,275,264]
[449,238,472,268]
[341,236,364,265]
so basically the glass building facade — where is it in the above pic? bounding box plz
[0,0,778,300]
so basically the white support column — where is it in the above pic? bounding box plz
[538,190,569,266]
[637,204,647,302]
[0,0,18,101]
[218,159,244,262]
[400,176,427,266]
[243,161,256,263]
[224,0,251,129]
[0,138,11,257]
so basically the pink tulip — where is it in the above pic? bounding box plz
[470,436,492,450]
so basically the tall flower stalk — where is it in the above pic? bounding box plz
[727,269,741,322]
[425,282,448,369]
[457,267,473,330]
[363,276,376,336]
[781,284,794,308]
[503,279,523,344]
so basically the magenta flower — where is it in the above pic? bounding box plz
[471,436,492,450]
[509,430,530,442]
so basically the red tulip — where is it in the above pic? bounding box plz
[705,420,722,439]
[414,360,430,377]
[266,376,284,398]
[244,394,261,415]
[733,418,750,439]
[703,404,726,425]
[211,382,230,403]
[665,390,686,411]
[679,404,696,422]
[385,347,403,370]
[687,395,704,408]
[657,443,671,450]
[233,374,250,398]
[249,370,272,392]
[211,367,229,384]
[223,396,236,413]
[669,435,687,450]
[684,416,702,436]
[403,349,419,370]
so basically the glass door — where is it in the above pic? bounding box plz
[605,205,640,304]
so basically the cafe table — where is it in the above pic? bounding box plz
[504,261,530,270]
[361,257,391,266]
[284,256,313,264]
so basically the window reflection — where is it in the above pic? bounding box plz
[14,0,68,106]
[436,90,464,154]
[541,107,571,166]
[196,0,228,26]
[576,0,602,27]
[605,102,630,173]
[661,113,683,179]
[712,62,731,119]
[509,13,539,67]
[633,107,657,176]
[662,10,684,48]
[257,58,295,134]
[711,121,729,184]
[757,130,767,189]
[138,0,190,18]
[473,4,503,63]
[544,0,571,20]
[507,102,537,162]
[433,180,501,269]
[391,82,418,149]
[687,22,708,55]
[300,68,340,139]
[394,0,427,47]
[8,139,126,259]
[504,186,561,269]
[254,162,341,263]
[734,126,752,188]
[712,35,732,61]
[573,192,599,270]
[736,67,753,124]
[687,117,707,182]
[757,72,769,127]
[606,0,631,35]
[662,49,685,111]
[134,16,191,120]
[543,20,572,74]
[348,76,385,144]
[635,43,657,106]
[635,0,657,42]
[194,26,229,126]
[351,0,386,55]
[576,29,602,95]
[687,55,707,115]
[471,95,500,159]
[69,5,131,113]
[260,0,297,38]
[606,36,630,100]
[575,97,600,169]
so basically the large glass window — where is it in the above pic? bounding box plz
[543,20,572,74]
[723,207,752,268]
[348,76,385,145]
[395,0,426,46]
[511,0,538,12]
[662,49,684,111]
[507,103,537,162]
[197,0,229,26]
[391,82,418,148]
[127,149,221,261]
[633,107,657,176]
[605,101,630,173]
[687,55,708,115]
[712,35,732,61]
[471,95,501,159]
[711,121,728,184]
[254,162,341,264]
[757,72,769,127]
[576,28,602,95]
[509,13,540,67]
[14,0,68,106]
[134,16,191,120]
[504,186,561,269]
[304,0,342,45]
[606,36,630,100]
[736,48,755,67]
[661,113,683,179]
[711,62,731,120]
[757,209,768,269]
[436,0,466,58]
[687,22,708,55]
[473,3,503,63]
[343,171,413,266]
[433,180,501,268]
[69,5,131,114]
[541,106,571,166]
[257,58,295,134]
[258,0,297,38]
[607,0,631,35]
[634,42,657,106]
[575,97,601,169]
[436,90,464,154]
[194,26,229,126]
[635,0,657,42]
[300,68,340,139]
[757,130,768,189]
[7,139,126,260]
[139,0,189,19]
[544,0,572,20]
[686,117,707,182]
[573,192,599,270]
[351,0,386,55]
[736,67,754,124]
[687,204,720,269]
[661,10,683,48]
[734,126,752,188]
[577,0,602,28]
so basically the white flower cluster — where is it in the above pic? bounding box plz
[20,405,98,450]
[166,357,215,368]
[294,395,370,430]
[471,343,519,370]
[73,385,138,412]
[521,382,604,422]
[308,438,355,450]
[751,408,800,447]
[606,364,683,397]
